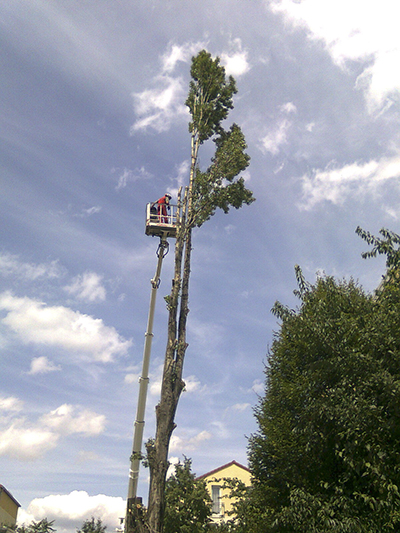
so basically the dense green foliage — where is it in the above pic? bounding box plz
[76,518,106,533]
[16,519,56,533]
[191,124,252,227]
[246,229,400,532]
[186,50,236,144]
[356,226,400,271]
[16,517,107,533]
[163,458,212,533]
[185,49,254,228]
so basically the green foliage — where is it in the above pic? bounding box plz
[208,479,263,533]
[185,50,254,229]
[191,124,253,227]
[247,259,400,532]
[143,437,156,468]
[356,226,400,269]
[357,226,400,287]
[76,518,106,533]
[17,519,56,533]
[163,457,212,533]
[186,50,236,144]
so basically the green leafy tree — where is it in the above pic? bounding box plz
[246,231,400,533]
[356,226,400,269]
[141,50,254,533]
[207,478,259,533]
[76,517,106,533]
[16,519,56,533]
[163,458,212,533]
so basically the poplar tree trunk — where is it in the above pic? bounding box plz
[146,188,193,533]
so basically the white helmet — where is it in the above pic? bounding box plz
[165,193,172,199]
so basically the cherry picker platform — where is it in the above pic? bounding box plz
[145,202,177,238]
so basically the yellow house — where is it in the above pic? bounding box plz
[0,485,20,532]
[197,460,251,524]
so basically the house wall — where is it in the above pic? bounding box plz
[0,488,19,528]
[202,463,251,522]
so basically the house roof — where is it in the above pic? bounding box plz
[196,460,250,480]
[0,485,21,508]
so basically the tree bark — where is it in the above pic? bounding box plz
[146,127,199,530]
[146,188,192,533]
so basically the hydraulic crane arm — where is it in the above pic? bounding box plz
[126,233,169,525]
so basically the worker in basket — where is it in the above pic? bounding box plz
[152,193,171,223]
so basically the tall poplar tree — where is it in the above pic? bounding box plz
[142,50,254,533]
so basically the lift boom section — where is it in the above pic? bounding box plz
[125,204,177,531]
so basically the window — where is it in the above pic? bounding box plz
[211,485,221,514]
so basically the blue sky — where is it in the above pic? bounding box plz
[1,0,400,531]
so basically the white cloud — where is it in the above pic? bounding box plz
[356,50,400,112]
[0,421,59,460]
[273,161,285,174]
[169,430,212,452]
[260,100,296,156]
[0,396,24,412]
[130,75,188,133]
[383,205,399,221]
[251,379,264,395]
[268,0,400,112]
[76,450,100,463]
[224,224,236,235]
[0,292,131,363]
[142,363,162,397]
[161,41,206,73]
[210,420,230,439]
[40,404,106,436]
[162,44,188,72]
[124,372,139,385]
[261,118,292,155]
[242,169,252,183]
[0,252,64,280]
[183,375,201,393]
[18,491,125,533]
[65,272,106,303]
[114,166,152,191]
[116,169,130,190]
[220,39,250,77]
[0,402,106,461]
[76,206,102,217]
[166,456,180,479]
[167,160,190,199]
[188,317,225,353]
[298,154,400,210]
[176,160,190,187]
[132,39,253,133]
[231,403,251,412]
[222,52,250,77]
[280,102,297,114]
[28,356,62,375]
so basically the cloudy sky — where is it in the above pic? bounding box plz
[1,0,400,531]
